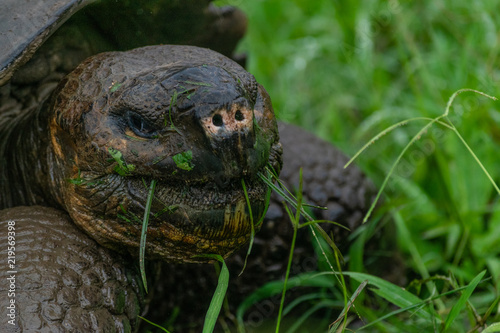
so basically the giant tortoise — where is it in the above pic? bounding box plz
[0,0,378,332]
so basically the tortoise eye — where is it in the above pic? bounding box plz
[126,112,158,138]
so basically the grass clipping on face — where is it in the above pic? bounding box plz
[108,147,135,176]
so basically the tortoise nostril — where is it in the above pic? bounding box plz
[235,110,244,121]
[212,114,223,127]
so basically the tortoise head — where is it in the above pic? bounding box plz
[46,45,282,263]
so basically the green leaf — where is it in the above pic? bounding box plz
[345,271,433,320]
[201,254,229,333]
[68,168,84,185]
[483,323,500,333]
[109,82,122,92]
[443,270,486,331]
[172,150,194,171]
[108,147,135,176]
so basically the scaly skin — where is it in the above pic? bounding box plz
[0,45,282,263]
[0,206,146,332]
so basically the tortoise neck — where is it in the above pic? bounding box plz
[0,100,57,209]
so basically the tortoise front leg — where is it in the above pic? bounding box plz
[0,206,146,333]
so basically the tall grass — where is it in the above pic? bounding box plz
[212,0,500,331]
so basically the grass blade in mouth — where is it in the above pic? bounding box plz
[140,179,157,293]
[199,254,230,333]
[238,178,272,276]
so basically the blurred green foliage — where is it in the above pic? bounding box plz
[215,0,500,331]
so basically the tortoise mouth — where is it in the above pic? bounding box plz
[114,172,270,262]
[125,173,269,240]
[67,167,271,262]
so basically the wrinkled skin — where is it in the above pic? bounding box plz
[0,45,282,262]
[0,206,147,332]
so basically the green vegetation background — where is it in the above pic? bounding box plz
[215,0,500,332]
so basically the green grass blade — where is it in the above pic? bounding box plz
[238,179,255,276]
[357,289,453,330]
[443,89,497,117]
[392,211,446,311]
[345,117,434,168]
[258,168,344,271]
[443,270,486,331]
[356,277,490,330]
[287,300,338,333]
[139,179,157,294]
[238,178,272,276]
[483,323,500,333]
[258,167,349,329]
[329,280,368,332]
[202,254,230,333]
[344,272,433,320]
[362,118,438,222]
[298,219,350,231]
[236,272,334,326]
[359,277,491,330]
[310,223,344,264]
[448,124,500,195]
[482,294,500,324]
[138,316,171,333]
[349,88,498,223]
[275,168,303,333]
[282,293,330,317]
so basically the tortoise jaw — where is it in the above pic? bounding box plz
[64,170,269,262]
[132,175,268,262]
[144,196,267,263]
